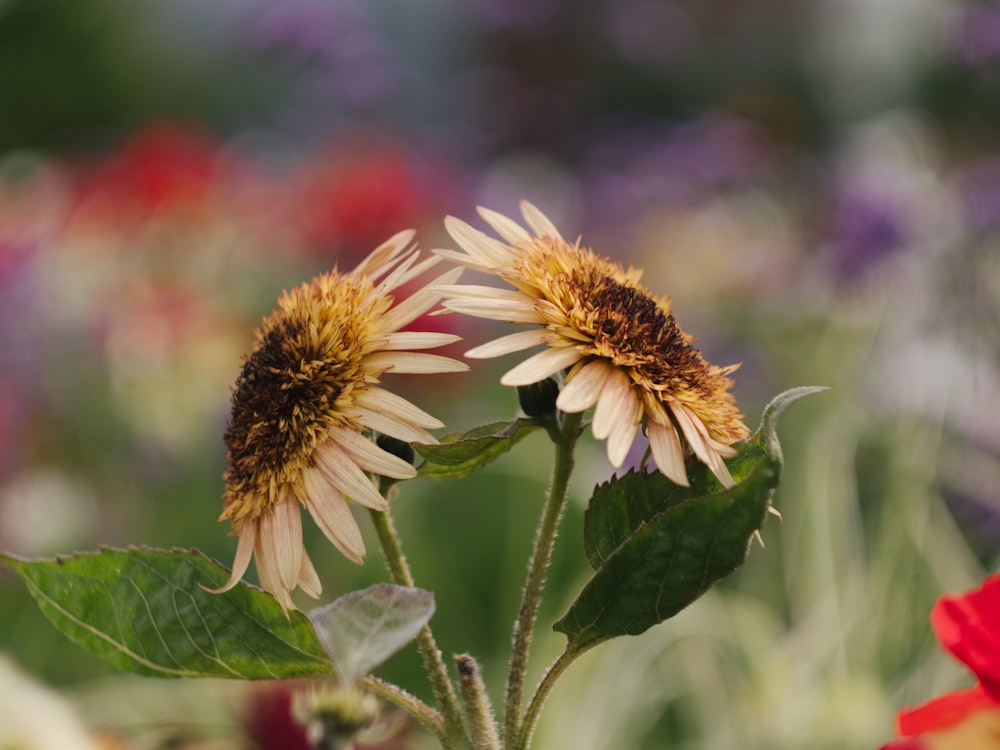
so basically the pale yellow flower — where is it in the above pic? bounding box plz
[436,202,748,488]
[212,231,466,609]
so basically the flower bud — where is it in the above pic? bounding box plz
[517,378,560,418]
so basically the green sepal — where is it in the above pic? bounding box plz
[413,418,540,480]
[555,386,826,654]
[0,546,333,679]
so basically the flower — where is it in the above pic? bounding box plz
[211,230,466,610]
[436,201,748,488]
[881,573,1000,748]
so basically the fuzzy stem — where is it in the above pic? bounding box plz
[502,409,583,747]
[514,646,589,750]
[358,675,444,736]
[455,654,501,749]
[369,506,469,750]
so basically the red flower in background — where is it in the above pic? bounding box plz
[881,573,1000,748]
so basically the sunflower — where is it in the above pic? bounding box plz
[435,202,748,488]
[211,230,466,610]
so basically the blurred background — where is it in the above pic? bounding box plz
[0,0,998,748]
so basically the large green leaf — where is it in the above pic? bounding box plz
[0,546,333,679]
[414,418,540,480]
[555,386,826,654]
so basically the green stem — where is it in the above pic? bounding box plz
[503,409,583,747]
[515,646,589,750]
[455,654,501,749]
[369,506,469,750]
[358,675,444,737]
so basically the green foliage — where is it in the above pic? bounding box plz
[309,584,435,683]
[0,546,333,679]
[414,418,541,480]
[554,387,826,654]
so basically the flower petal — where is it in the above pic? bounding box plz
[258,495,304,598]
[592,367,633,440]
[605,388,643,468]
[896,685,997,737]
[350,406,437,444]
[297,549,323,599]
[365,351,468,375]
[477,206,532,243]
[326,428,416,480]
[380,331,462,351]
[354,386,445,429]
[647,420,689,487]
[302,465,366,564]
[201,519,257,594]
[519,201,564,241]
[557,360,611,413]
[382,267,464,333]
[444,216,513,267]
[500,346,583,387]
[931,572,1000,698]
[672,403,735,488]
[465,328,555,359]
[351,229,416,280]
[313,442,389,511]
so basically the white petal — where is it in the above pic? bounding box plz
[380,331,462,351]
[556,360,611,413]
[259,496,304,596]
[365,351,468,375]
[519,201,564,241]
[591,367,633,440]
[350,407,437,444]
[381,267,464,333]
[326,428,417,480]
[647,421,689,487]
[432,248,495,273]
[671,404,736,488]
[254,530,294,612]
[302,465,366,564]
[351,229,416,279]
[465,328,554,359]
[500,346,583,386]
[378,253,442,295]
[297,550,323,598]
[354,386,445,429]
[477,206,532,243]
[201,519,257,594]
[444,216,513,267]
[606,391,643,468]
[441,297,545,324]
[313,443,389,511]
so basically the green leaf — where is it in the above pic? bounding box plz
[309,584,435,683]
[0,546,333,679]
[555,386,826,653]
[413,418,540,480]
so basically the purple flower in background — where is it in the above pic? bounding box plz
[823,183,909,282]
[955,3,1000,67]
[958,158,1000,235]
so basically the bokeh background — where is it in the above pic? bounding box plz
[1,0,998,748]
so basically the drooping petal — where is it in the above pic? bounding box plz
[591,367,634,440]
[500,345,583,386]
[647,420,689,487]
[201,519,257,594]
[301,465,366,564]
[326,428,416,480]
[605,388,643,468]
[672,403,735,488]
[557,359,611,413]
[254,532,294,612]
[465,328,555,359]
[313,443,389,511]
[297,549,323,599]
[258,495,304,597]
